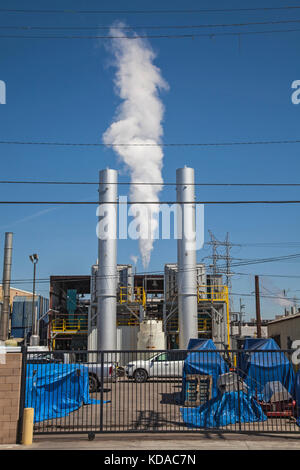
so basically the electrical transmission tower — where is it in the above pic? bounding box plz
[206,231,235,311]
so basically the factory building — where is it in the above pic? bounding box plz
[0,286,49,343]
[268,310,300,349]
[49,275,90,350]
[0,285,33,305]
[47,166,230,352]
[48,263,230,351]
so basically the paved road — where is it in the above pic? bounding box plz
[32,378,299,433]
[1,433,300,450]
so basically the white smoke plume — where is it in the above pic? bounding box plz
[130,255,139,266]
[261,278,294,309]
[103,24,169,267]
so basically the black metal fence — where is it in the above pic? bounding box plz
[19,348,300,436]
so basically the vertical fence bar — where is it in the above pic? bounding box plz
[17,345,27,443]
[237,350,241,432]
[100,350,104,433]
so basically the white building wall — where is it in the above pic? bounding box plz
[268,315,300,349]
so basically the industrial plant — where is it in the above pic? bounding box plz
[0,166,231,353]
[47,166,230,354]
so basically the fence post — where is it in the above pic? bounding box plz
[100,350,104,433]
[237,350,242,432]
[17,345,27,444]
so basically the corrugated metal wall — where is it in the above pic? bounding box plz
[10,295,49,340]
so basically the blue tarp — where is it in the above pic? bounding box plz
[180,391,267,428]
[238,338,296,401]
[25,364,106,423]
[295,371,300,426]
[182,339,229,400]
[180,339,268,428]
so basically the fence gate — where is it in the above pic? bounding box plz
[19,348,300,438]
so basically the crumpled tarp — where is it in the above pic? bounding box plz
[238,338,295,401]
[295,371,300,427]
[25,363,108,423]
[182,339,229,401]
[180,391,267,428]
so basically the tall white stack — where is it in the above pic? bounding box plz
[97,169,118,350]
[176,167,198,349]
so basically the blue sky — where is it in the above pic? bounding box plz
[0,0,300,319]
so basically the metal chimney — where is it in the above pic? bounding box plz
[0,232,13,342]
[176,168,198,349]
[97,169,118,350]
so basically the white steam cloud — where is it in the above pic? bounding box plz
[103,24,169,268]
[261,278,294,309]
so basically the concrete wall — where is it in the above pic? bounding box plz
[0,353,22,444]
[268,316,300,349]
[231,325,268,338]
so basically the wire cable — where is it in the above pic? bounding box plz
[3,28,300,39]
[1,200,300,204]
[4,19,300,31]
[1,139,299,147]
[1,180,300,187]
[1,6,300,14]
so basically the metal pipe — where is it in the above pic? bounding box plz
[176,167,198,349]
[29,254,39,346]
[0,232,13,342]
[255,275,262,338]
[97,169,118,350]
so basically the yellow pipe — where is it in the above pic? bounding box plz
[22,408,34,445]
[226,289,231,350]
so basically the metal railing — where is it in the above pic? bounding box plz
[197,285,229,303]
[166,318,211,333]
[51,317,88,333]
[19,348,300,438]
[118,286,146,307]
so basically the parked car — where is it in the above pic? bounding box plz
[84,362,117,392]
[125,351,189,382]
[27,353,63,364]
[27,352,116,393]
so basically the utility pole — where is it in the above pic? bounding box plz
[239,298,245,338]
[0,232,13,342]
[255,275,262,338]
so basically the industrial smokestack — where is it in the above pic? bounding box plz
[0,232,13,342]
[176,168,198,349]
[97,169,118,350]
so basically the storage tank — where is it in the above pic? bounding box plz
[137,319,165,350]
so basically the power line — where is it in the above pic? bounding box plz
[3,28,300,39]
[4,19,300,30]
[0,138,300,147]
[214,253,300,271]
[1,6,300,14]
[1,199,300,205]
[1,180,300,187]
[6,275,300,303]
[0,139,300,147]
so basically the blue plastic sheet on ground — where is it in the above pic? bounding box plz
[25,364,108,423]
[180,391,267,428]
[182,339,229,401]
[238,338,295,401]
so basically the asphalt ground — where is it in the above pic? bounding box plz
[1,432,300,450]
